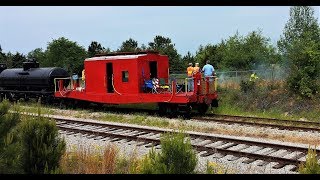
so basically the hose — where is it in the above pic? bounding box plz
[112,74,122,95]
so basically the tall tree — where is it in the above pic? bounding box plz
[182,51,195,69]
[0,45,6,64]
[45,37,87,74]
[117,38,139,52]
[244,30,281,68]
[148,35,182,72]
[216,32,249,70]
[27,48,46,66]
[278,6,320,54]
[3,52,13,68]
[140,43,147,51]
[194,44,221,70]
[210,30,279,71]
[88,41,108,57]
[0,46,4,57]
[278,6,320,98]
[11,52,26,68]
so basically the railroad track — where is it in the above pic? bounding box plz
[193,114,320,133]
[19,104,320,133]
[22,112,320,172]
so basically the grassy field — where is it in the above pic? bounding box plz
[213,80,320,122]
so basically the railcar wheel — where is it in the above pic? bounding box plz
[197,103,209,115]
[7,93,16,102]
[158,103,167,116]
[46,96,54,105]
[24,97,30,102]
[182,105,192,120]
[40,96,47,104]
[0,89,3,102]
[77,100,90,109]
[59,99,67,109]
[211,99,218,108]
[40,96,53,105]
[68,100,78,109]
[167,104,178,118]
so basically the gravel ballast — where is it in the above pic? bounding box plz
[52,110,320,174]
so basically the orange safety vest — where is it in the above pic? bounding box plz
[82,69,85,81]
[193,66,200,74]
[187,66,194,77]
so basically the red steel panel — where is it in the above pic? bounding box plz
[54,52,218,106]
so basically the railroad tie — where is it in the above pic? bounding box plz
[272,162,288,169]
[289,152,306,160]
[256,160,269,166]
[242,158,256,164]
[199,150,216,157]
[219,143,236,149]
[227,155,241,161]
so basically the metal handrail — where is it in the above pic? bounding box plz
[54,77,72,92]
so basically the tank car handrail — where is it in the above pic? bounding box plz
[54,77,72,92]
[164,80,175,102]
[54,77,73,97]
[201,75,218,92]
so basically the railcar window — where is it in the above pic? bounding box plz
[122,71,129,82]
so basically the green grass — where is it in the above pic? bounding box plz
[213,102,320,122]
[212,86,320,122]
[206,161,233,174]
[100,113,170,128]
[211,105,298,121]
[15,102,170,129]
[140,131,197,174]
[13,101,55,115]
[100,114,125,122]
[298,147,320,174]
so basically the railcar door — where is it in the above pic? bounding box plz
[106,63,114,93]
[149,61,157,79]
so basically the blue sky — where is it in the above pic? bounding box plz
[1,6,319,56]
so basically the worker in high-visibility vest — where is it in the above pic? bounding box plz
[186,63,194,92]
[82,69,85,87]
[249,72,259,82]
[193,63,200,74]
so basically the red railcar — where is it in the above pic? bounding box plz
[54,51,218,117]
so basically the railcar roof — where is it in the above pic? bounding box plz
[1,67,63,71]
[85,54,148,61]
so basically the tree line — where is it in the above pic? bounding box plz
[0,6,319,98]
